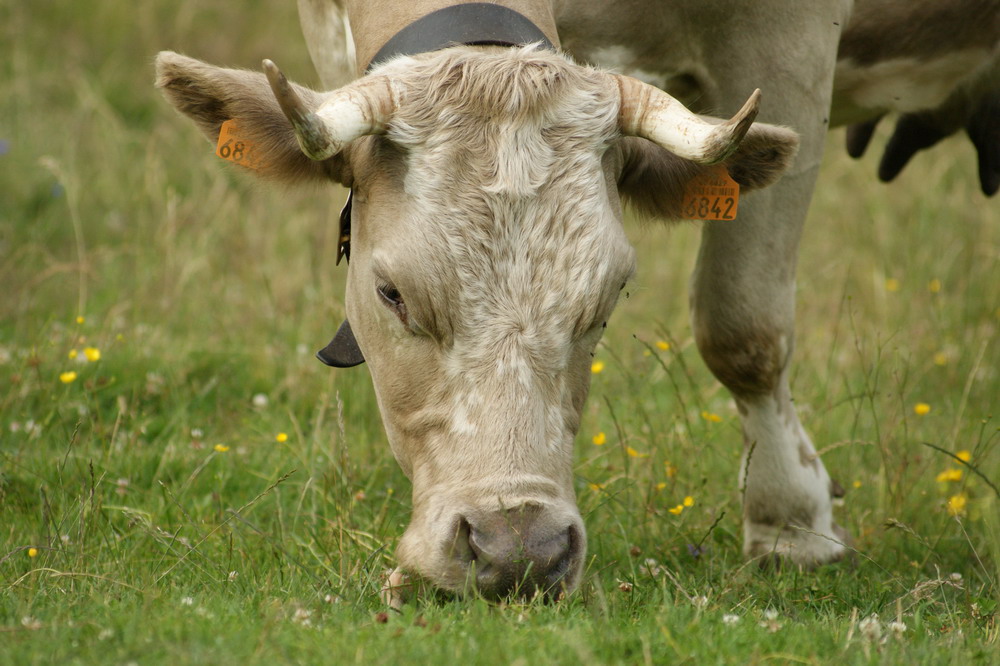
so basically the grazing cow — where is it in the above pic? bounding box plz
[156,0,997,602]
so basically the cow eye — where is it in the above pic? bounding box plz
[377,282,408,326]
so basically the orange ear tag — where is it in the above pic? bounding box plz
[216,119,267,171]
[681,166,740,220]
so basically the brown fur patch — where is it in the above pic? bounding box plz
[695,325,784,396]
[839,0,999,65]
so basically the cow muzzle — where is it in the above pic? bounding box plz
[395,499,585,602]
[462,503,581,600]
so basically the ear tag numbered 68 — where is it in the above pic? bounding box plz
[216,119,266,170]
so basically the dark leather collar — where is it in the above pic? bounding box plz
[365,3,555,72]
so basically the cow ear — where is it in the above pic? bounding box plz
[616,123,799,221]
[316,320,366,367]
[155,51,351,186]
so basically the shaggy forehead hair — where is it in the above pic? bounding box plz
[369,47,632,361]
[379,46,619,198]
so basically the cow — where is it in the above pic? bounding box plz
[156,0,998,604]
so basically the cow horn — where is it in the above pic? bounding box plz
[614,74,760,164]
[263,59,395,161]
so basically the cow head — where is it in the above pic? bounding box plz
[156,47,798,600]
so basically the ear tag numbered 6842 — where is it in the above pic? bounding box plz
[681,166,740,220]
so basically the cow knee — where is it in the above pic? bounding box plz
[693,319,790,397]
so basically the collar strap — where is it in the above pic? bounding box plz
[366,3,555,72]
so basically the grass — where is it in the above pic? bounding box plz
[2,1,998,663]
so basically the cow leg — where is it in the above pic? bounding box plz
[688,4,852,567]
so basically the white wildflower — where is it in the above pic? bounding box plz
[291,608,313,627]
[887,621,907,640]
[759,608,782,632]
[859,614,882,643]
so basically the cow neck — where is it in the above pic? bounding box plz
[364,3,555,73]
[337,3,555,266]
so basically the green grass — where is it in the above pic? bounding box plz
[2,1,998,663]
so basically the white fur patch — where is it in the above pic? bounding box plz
[589,45,670,89]
[836,49,992,113]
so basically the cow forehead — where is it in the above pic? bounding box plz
[359,48,636,340]
[371,47,621,201]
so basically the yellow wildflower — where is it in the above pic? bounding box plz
[83,347,101,362]
[626,446,647,458]
[933,352,948,366]
[668,504,684,515]
[683,496,695,507]
[76,316,85,324]
[591,360,605,374]
[213,444,230,453]
[946,493,967,516]
[655,340,670,351]
[928,279,941,293]
[853,480,862,489]
[59,371,77,384]
[275,432,289,443]
[885,278,900,292]
[592,431,606,446]
[664,462,678,478]
[28,547,38,558]
[588,482,605,492]
[956,450,971,463]
[68,349,78,360]
[914,403,931,416]
[701,411,722,423]
[936,468,963,483]
[656,482,667,491]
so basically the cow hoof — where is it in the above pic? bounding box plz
[743,520,851,570]
[381,568,412,610]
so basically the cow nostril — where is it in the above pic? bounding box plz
[544,526,577,586]
[448,517,475,564]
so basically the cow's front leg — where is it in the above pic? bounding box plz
[691,175,850,568]
[688,3,852,568]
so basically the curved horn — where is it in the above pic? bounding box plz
[263,59,395,161]
[614,74,760,164]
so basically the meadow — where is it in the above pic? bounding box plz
[2,1,998,663]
